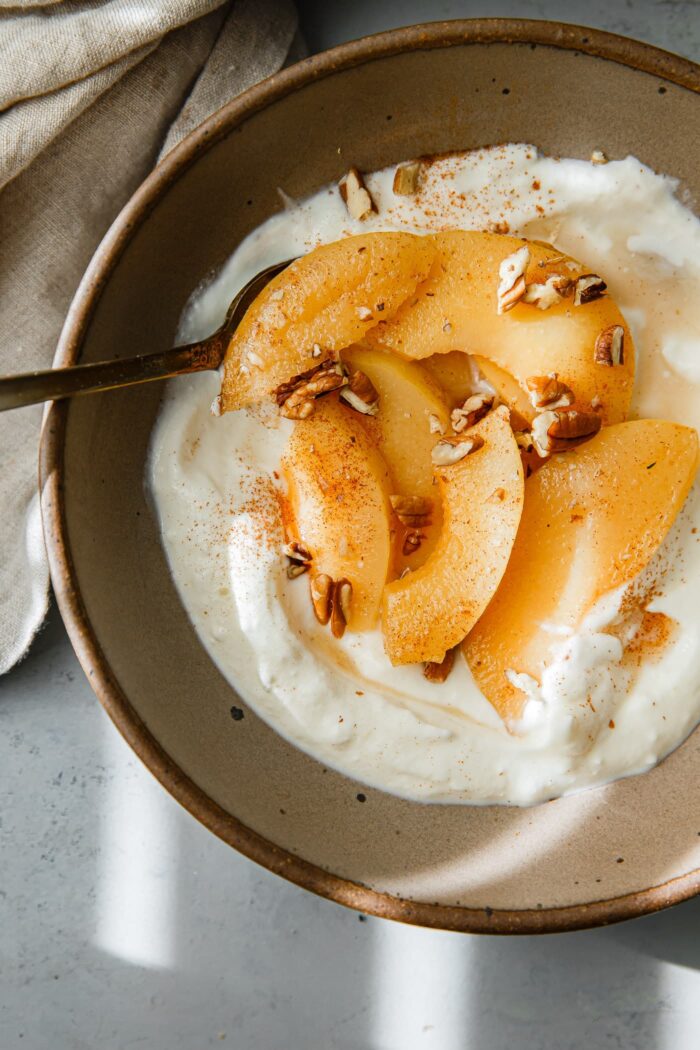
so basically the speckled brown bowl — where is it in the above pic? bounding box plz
[40,20,700,933]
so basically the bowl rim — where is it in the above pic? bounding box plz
[40,17,700,935]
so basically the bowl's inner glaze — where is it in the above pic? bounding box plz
[53,35,700,921]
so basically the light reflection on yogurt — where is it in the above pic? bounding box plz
[149,145,700,805]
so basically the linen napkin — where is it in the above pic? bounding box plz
[0,0,300,674]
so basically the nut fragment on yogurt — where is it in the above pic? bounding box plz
[393,161,422,196]
[339,167,376,220]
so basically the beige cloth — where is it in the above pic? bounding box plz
[0,0,300,674]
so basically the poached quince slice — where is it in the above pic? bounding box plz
[364,230,635,425]
[340,345,450,570]
[281,397,392,631]
[221,233,436,412]
[382,406,524,665]
[464,419,699,723]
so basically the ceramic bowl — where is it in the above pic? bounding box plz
[41,20,700,933]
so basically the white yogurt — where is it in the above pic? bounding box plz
[149,145,700,805]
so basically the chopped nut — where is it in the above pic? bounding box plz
[523,273,572,309]
[339,369,379,416]
[310,573,333,625]
[531,407,602,457]
[451,394,494,433]
[429,413,446,435]
[526,373,575,410]
[356,305,373,321]
[573,273,607,305]
[339,167,375,220]
[275,359,347,419]
[514,430,534,452]
[594,324,625,366]
[390,494,433,528]
[393,161,421,195]
[311,343,322,358]
[330,578,352,639]
[497,245,530,314]
[286,562,309,579]
[432,433,485,466]
[284,540,312,563]
[424,647,456,683]
[402,530,425,556]
[591,149,608,165]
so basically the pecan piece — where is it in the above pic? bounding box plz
[526,373,575,410]
[284,540,312,579]
[531,408,602,457]
[339,167,375,220]
[428,413,446,435]
[393,161,421,196]
[402,531,425,556]
[573,273,607,306]
[330,579,352,639]
[339,369,379,416]
[594,324,625,366]
[286,563,309,579]
[451,394,494,433]
[424,646,456,683]
[432,434,485,466]
[523,273,572,309]
[275,360,347,419]
[310,573,333,625]
[497,245,530,314]
[514,430,534,452]
[390,494,433,528]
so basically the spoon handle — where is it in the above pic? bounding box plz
[0,340,224,412]
[1,258,290,412]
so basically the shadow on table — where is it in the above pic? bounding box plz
[607,894,700,970]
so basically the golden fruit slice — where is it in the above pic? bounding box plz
[221,232,436,412]
[421,351,479,408]
[382,407,524,665]
[471,355,535,426]
[281,397,392,630]
[465,420,699,723]
[341,345,450,570]
[365,230,635,424]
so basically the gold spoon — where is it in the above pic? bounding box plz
[0,260,290,412]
